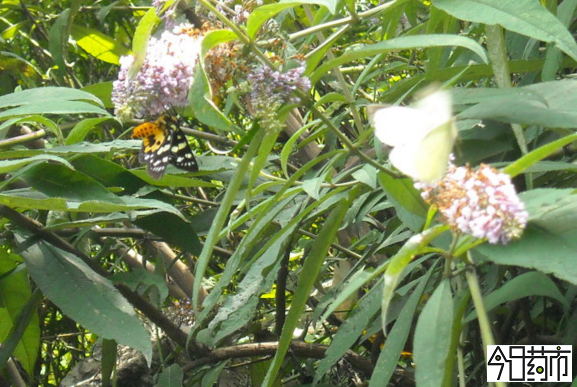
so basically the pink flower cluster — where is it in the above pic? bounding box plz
[418,164,528,244]
[112,24,202,120]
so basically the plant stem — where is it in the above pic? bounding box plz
[484,24,531,189]
[465,252,507,387]
[288,0,406,41]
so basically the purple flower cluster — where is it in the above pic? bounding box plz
[418,164,528,244]
[246,64,311,130]
[247,65,311,105]
[112,24,202,121]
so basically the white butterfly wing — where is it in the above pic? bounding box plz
[371,106,431,146]
[369,90,457,183]
[390,120,457,183]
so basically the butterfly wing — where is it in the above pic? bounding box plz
[370,106,430,146]
[370,90,456,183]
[170,129,199,172]
[158,115,199,173]
[132,120,173,179]
[389,120,457,183]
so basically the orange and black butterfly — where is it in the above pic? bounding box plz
[131,114,198,179]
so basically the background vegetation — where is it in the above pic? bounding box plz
[1,0,577,386]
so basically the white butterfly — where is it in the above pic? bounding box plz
[368,90,458,184]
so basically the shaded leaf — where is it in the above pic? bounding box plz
[311,35,488,83]
[0,249,39,375]
[369,262,438,387]
[434,0,577,62]
[413,280,453,387]
[17,237,152,364]
[155,364,183,387]
[465,271,568,322]
[262,199,349,387]
[133,212,202,255]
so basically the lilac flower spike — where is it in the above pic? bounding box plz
[417,164,528,245]
[112,24,203,121]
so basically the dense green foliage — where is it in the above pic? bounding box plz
[1,0,577,386]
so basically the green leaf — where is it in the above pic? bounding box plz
[247,3,303,40]
[378,172,427,232]
[70,25,129,64]
[0,188,185,220]
[193,193,303,330]
[0,155,73,174]
[352,165,377,189]
[280,119,319,178]
[129,8,159,79]
[82,81,114,109]
[48,8,71,71]
[504,133,577,178]
[193,131,264,308]
[17,237,152,364]
[311,35,488,83]
[130,169,217,188]
[279,0,338,14]
[369,262,438,387]
[70,154,145,195]
[476,189,577,285]
[0,87,104,109]
[465,271,568,322]
[0,290,41,376]
[20,163,125,204]
[316,269,373,322]
[413,280,453,387]
[433,0,577,62]
[2,115,64,144]
[42,213,129,230]
[0,100,109,119]
[248,0,338,39]
[382,226,448,328]
[455,80,577,128]
[112,268,169,304]
[65,117,115,145]
[188,29,237,132]
[0,248,40,376]
[261,199,349,387]
[200,29,238,57]
[302,176,324,200]
[133,212,202,255]
[199,235,290,346]
[189,59,232,132]
[314,282,383,384]
[101,339,117,387]
[155,364,183,387]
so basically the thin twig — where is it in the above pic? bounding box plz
[0,129,46,148]
[181,340,374,375]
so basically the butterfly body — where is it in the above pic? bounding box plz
[132,114,198,179]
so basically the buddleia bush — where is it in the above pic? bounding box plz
[1,1,577,386]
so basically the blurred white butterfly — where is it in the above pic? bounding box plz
[368,89,458,184]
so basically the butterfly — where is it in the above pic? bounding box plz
[131,114,198,179]
[368,89,457,184]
